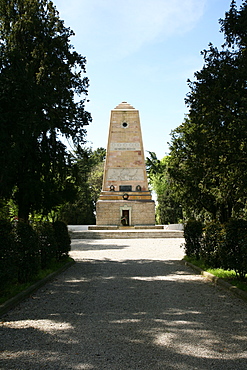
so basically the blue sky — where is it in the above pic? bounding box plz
[53,0,242,159]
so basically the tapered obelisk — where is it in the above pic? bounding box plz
[96,102,155,226]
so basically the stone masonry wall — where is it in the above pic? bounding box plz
[96,200,155,226]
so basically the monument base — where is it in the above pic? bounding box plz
[96,200,155,226]
[88,225,163,230]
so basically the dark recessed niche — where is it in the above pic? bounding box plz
[119,185,132,192]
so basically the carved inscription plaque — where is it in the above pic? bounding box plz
[110,142,141,151]
[107,168,144,181]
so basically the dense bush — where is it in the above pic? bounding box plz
[53,221,71,260]
[0,219,71,298]
[15,221,40,283]
[0,219,17,292]
[35,222,57,269]
[184,218,247,281]
[201,221,223,268]
[219,219,247,280]
[183,219,203,259]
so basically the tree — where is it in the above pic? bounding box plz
[220,0,247,51]
[146,152,183,224]
[58,147,106,225]
[76,146,105,215]
[168,0,247,223]
[0,0,91,221]
[146,151,165,178]
[88,161,105,209]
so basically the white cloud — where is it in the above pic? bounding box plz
[54,0,207,59]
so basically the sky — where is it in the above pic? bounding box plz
[53,0,242,159]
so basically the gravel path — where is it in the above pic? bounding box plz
[1,238,247,369]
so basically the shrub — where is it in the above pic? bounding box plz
[220,219,247,280]
[0,219,17,292]
[35,222,57,269]
[14,221,40,283]
[201,221,224,268]
[184,219,203,259]
[0,219,71,296]
[53,221,71,260]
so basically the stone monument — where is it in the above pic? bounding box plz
[96,102,155,226]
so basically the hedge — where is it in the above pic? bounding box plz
[183,218,247,280]
[0,219,71,290]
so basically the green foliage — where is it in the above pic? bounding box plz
[15,221,40,283]
[183,220,203,259]
[0,219,17,293]
[184,217,247,281]
[35,222,57,269]
[0,200,9,220]
[0,218,71,298]
[58,201,95,225]
[184,256,247,292]
[169,2,247,279]
[146,151,166,178]
[146,152,183,224]
[0,256,73,305]
[220,219,247,280]
[156,190,183,225]
[0,0,91,221]
[220,0,247,50]
[88,161,105,207]
[168,1,247,223]
[53,221,71,260]
[59,147,106,224]
[201,221,223,268]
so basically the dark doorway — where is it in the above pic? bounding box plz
[121,210,129,226]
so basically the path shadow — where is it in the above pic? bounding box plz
[71,239,130,251]
[1,258,247,369]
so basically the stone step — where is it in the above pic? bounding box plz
[88,225,164,230]
[70,230,184,239]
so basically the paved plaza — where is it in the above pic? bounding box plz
[1,238,247,369]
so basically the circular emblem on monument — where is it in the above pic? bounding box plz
[123,193,129,200]
[110,185,115,191]
[121,122,129,129]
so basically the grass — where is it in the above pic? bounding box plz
[184,256,247,293]
[0,257,74,305]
